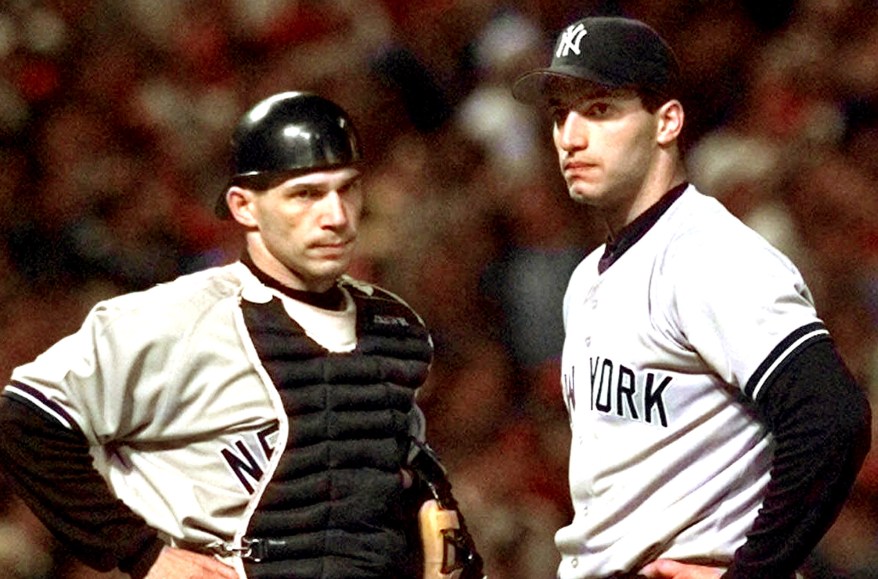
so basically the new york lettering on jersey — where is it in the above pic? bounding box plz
[221,422,280,494]
[563,359,671,427]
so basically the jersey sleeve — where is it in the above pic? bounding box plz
[662,215,871,576]
[7,297,179,443]
[0,297,178,576]
[0,297,184,574]
[0,395,165,578]
[724,339,871,577]
[664,225,825,398]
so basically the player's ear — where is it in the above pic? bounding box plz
[226,186,259,227]
[656,99,684,146]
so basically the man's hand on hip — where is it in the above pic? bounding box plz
[145,546,239,578]
[639,559,724,579]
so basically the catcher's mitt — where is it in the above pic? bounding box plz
[409,440,485,579]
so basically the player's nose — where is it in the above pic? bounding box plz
[319,190,350,228]
[555,111,588,151]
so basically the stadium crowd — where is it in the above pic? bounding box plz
[0,0,876,577]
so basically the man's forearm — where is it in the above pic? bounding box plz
[0,395,165,577]
[726,340,871,577]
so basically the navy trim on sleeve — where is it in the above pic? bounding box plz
[4,380,82,433]
[744,322,830,400]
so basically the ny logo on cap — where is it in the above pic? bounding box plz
[556,23,587,58]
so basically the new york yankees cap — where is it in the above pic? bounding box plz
[512,16,680,104]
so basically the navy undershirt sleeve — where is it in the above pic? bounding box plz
[0,395,165,578]
[724,339,871,578]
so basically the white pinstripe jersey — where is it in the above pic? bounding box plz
[556,185,827,578]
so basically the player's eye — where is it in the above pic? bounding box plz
[585,102,611,117]
[288,188,323,200]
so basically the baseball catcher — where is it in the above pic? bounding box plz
[0,91,484,579]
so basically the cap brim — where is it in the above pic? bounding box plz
[512,67,621,104]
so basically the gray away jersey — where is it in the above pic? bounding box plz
[557,185,827,578]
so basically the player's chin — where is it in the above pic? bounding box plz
[567,186,599,206]
[308,255,353,281]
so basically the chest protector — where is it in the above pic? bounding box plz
[241,283,432,579]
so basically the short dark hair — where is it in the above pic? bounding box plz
[639,89,676,114]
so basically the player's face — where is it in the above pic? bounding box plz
[232,167,364,292]
[550,86,662,226]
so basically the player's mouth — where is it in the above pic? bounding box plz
[311,238,354,256]
[563,160,600,184]
[563,158,597,174]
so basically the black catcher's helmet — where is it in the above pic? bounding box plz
[215,91,362,218]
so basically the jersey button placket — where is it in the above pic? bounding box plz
[582,284,600,348]
[587,286,601,345]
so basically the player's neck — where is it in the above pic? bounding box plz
[603,174,687,239]
[601,161,686,239]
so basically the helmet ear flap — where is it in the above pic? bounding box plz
[215,91,362,219]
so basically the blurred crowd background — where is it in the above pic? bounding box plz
[0,0,877,577]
